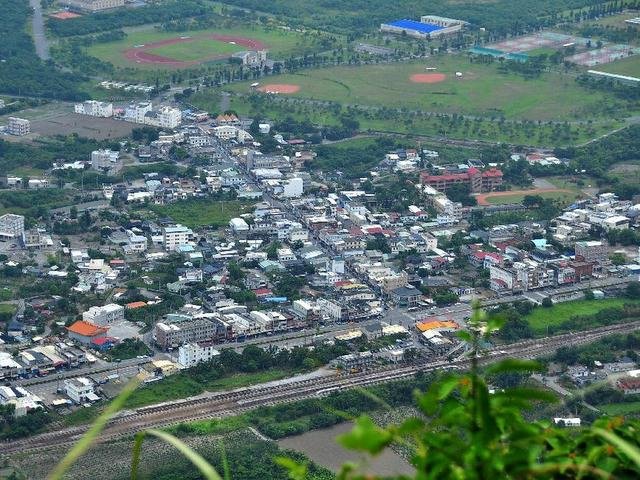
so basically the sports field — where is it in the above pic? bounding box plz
[233,55,626,121]
[88,26,324,69]
[599,55,640,78]
[479,188,580,205]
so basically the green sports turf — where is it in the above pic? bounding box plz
[599,55,640,78]
[484,190,580,205]
[229,55,630,121]
[147,37,241,62]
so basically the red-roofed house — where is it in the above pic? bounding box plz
[421,168,503,193]
[67,321,108,345]
[253,288,273,298]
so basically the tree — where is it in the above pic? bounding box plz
[541,297,553,308]
[610,252,627,265]
[626,281,640,300]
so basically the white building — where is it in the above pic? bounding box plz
[162,224,195,251]
[282,177,304,198]
[74,100,113,117]
[229,217,250,233]
[91,149,119,171]
[146,106,181,129]
[62,0,125,12]
[82,303,124,325]
[317,298,343,321]
[277,247,296,262]
[177,341,221,368]
[0,386,42,417]
[125,230,148,253]
[0,214,25,241]
[64,377,98,404]
[7,117,30,136]
[125,102,153,124]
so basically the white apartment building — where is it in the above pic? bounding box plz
[91,149,119,171]
[146,106,182,129]
[177,341,221,368]
[64,377,98,404]
[82,303,124,325]
[162,224,195,251]
[125,230,148,253]
[0,214,25,241]
[277,247,296,262]
[74,100,113,117]
[63,0,124,12]
[125,102,153,124]
[7,117,30,136]
[282,177,304,198]
[317,298,343,321]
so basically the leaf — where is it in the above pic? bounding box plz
[498,387,557,404]
[139,429,223,480]
[275,456,308,480]
[593,428,640,470]
[438,377,461,400]
[48,377,141,480]
[457,330,473,342]
[337,416,393,455]
[486,359,544,375]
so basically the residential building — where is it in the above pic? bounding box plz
[420,167,503,193]
[74,100,113,117]
[177,341,221,368]
[574,240,607,263]
[7,117,30,136]
[282,177,304,198]
[146,106,181,129]
[125,102,153,124]
[64,377,98,404]
[391,285,422,307]
[618,377,640,395]
[82,303,124,325]
[63,0,124,12]
[317,298,343,321]
[0,214,25,241]
[162,224,195,251]
[229,217,250,233]
[91,149,119,171]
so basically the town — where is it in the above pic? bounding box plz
[2,0,640,478]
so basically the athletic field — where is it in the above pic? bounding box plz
[88,26,323,69]
[232,55,625,121]
[599,55,640,78]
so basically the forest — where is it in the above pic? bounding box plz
[0,2,86,100]
[217,0,635,36]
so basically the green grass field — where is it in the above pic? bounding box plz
[484,190,581,205]
[600,401,640,416]
[525,298,640,333]
[599,55,640,78]
[229,55,631,121]
[146,36,240,62]
[88,25,339,69]
[149,199,254,228]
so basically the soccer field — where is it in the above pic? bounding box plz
[231,55,627,121]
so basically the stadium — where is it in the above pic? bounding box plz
[380,15,464,39]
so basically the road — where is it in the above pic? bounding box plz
[29,0,50,61]
[4,320,637,455]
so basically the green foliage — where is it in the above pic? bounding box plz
[0,1,87,100]
[108,339,151,361]
[47,0,209,37]
[0,404,51,440]
[148,199,252,229]
[313,137,400,178]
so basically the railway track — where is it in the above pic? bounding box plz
[4,321,638,455]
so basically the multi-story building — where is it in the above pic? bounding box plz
[178,341,221,368]
[162,224,195,251]
[317,298,343,321]
[489,261,554,293]
[154,314,230,350]
[420,167,503,193]
[231,50,268,66]
[64,377,97,404]
[7,117,30,136]
[82,303,124,325]
[63,0,124,12]
[146,106,181,129]
[91,149,119,171]
[125,102,153,124]
[574,240,607,263]
[74,100,113,117]
[0,214,25,242]
[0,386,42,417]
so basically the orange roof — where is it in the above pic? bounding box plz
[126,301,147,309]
[415,320,459,332]
[67,321,108,337]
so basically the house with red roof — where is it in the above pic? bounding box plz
[66,321,109,345]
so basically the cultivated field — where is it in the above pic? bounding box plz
[232,55,626,121]
[88,25,330,69]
